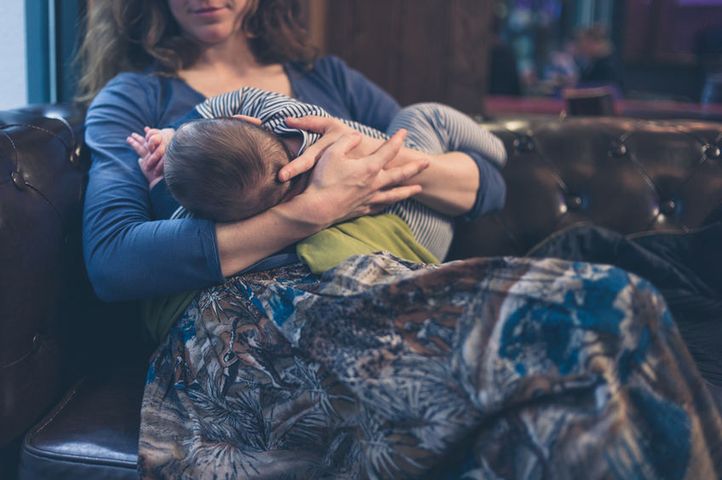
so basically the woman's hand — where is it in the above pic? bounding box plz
[281,115,481,216]
[279,116,385,182]
[279,116,479,215]
[289,129,429,227]
[216,130,428,277]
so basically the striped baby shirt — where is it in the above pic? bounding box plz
[179,87,506,260]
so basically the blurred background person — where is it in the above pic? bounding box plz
[574,24,623,93]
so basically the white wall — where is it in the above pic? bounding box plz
[0,0,27,109]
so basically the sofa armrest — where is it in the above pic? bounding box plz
[0,104,86,446]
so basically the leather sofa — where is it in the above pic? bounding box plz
[2,105,721,479]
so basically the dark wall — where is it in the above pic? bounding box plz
[621,0,722,101]
[323,0,493,114]
[624,65,703,102]
[623,0,722,63]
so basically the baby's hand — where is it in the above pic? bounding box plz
[144,127,175,164]
[126,127,175,189]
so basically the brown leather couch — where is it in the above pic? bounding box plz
[2,105,722,479]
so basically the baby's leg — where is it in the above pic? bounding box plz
[387,103,507,168]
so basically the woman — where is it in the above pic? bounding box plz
[79,1,722,479]
[80,0,504,302]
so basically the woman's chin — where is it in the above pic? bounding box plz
[190,27,238,46]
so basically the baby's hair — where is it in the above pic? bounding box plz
[164,118,292,222]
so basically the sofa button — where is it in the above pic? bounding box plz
[704,144,721,160]
[565,194,584,210]
[609,141,627,158]
[660,199,677,215]
[69,145,82,165]
[11,171,25,190]
[513,135,535,153]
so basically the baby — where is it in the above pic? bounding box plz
[129,87,506,263]
[161,116,300,222]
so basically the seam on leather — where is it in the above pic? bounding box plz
[0,342,40,369]
[23,376,140,469]
[46,114,77,147]
[27,378,85,440]
[0,123,72,151]
[0,122,78,224]
[24,182,64,221]
[0,126,20,171]
[0,123,74,183]
[22,447,138,470]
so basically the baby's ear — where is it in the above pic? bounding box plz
[233,115,262,126]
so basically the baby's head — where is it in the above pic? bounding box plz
[164,118,294,222]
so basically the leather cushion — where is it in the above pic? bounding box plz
[18,364,145,480]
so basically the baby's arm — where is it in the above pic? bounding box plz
[387,103,506,168]
[195,87,330,155]
[194,87,283,119]
[127,127,175,188]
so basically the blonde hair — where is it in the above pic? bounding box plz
[75,0,315,105]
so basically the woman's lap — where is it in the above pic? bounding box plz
[139,254,722,479]
[528,223,722,387]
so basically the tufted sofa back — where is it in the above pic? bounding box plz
[0,105,86,445]
[450,117,722,259]
[1,105,721,452]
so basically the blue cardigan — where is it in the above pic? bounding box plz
[83,56,505,301]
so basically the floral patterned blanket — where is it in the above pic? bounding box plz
[139,254,722,479]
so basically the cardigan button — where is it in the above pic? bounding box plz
[11,171,25,190]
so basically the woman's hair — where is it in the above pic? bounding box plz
[75,0,316,105]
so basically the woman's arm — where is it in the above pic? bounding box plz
[83,76,424,301]
[281,117,506,218]
[217,131,426,276]
[83,74,223,301]
[290,58,506,218]
[382,148,506,218]
[392,150,481,216]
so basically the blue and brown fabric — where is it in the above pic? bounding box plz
[139,254,722,479]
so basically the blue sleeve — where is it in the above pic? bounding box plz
[168,107,202,129]
[83,73,223,302]
[149,179,179,219]
[461,151,507,221]
[317,56,401,131]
